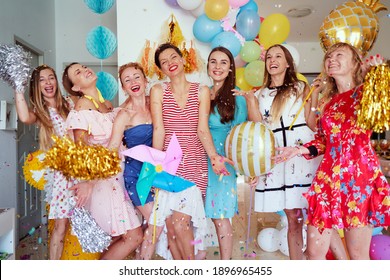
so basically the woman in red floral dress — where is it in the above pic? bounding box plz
[276,42,390,260]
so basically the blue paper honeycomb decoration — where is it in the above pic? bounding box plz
[86,26,117,59]
[96,71,118,101]
[84,0,115,14]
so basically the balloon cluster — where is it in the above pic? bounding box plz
[165,0,300,90]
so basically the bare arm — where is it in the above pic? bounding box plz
[304,79,322,131]
[14,90,37,124]
[150,84,165,150]
[232,89,263,122]
[107,110,127,150]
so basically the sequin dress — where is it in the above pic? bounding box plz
[302,86,390,232]
[254,83,322,212]
[205,95,247,219]
[66,108,141,236]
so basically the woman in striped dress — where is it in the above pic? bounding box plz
[139,43,231,260]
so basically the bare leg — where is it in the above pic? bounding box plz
[100,226,143,260]
[329,229,348,259]
[166,216,183,259]
[344,226,372,260]
[139,224,164,260]
[284,209,304,260]
[49,218,68,260]
[134,202,154,259]
[306,225,332,260]
[213,218,233,260]
[172,211,195,260]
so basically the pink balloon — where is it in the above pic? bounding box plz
[369,235,390,260]
[234,55,247,68]
[228,0,250,9]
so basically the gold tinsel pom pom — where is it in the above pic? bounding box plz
[357,63,390,133]
[44,136,121,180]
[22,150,46,190]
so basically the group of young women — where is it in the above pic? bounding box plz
[14,41,390,260]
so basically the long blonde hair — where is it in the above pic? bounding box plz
[319,42,363,109]
[29,65,70,150]
[262,44,305,124]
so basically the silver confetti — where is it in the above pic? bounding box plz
[70,207,112,253]
[0,44,32,92]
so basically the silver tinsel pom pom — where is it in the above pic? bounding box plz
[70,207,112,253]
[0,44,32,92]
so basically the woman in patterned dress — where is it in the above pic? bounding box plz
[62,63,143,259]
[243,44,322,259]
[14,65,76,260]
[140,43,230,260]
[276,43,390,259]
[205,46,247,259]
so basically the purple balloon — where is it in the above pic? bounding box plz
[369,235,390,260]
[165,0,179,8]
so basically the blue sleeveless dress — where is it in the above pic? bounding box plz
[123,124,154,207]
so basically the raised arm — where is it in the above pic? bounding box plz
[14,90,37,124]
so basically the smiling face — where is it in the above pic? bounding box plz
[157,48,184,78]
[67,63,97,92]
[207,50,231,84]
[120,66,147,97]
[39,68,57,101]
[265,46,289,77]
[324,46,355,78]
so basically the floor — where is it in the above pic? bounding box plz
[15,177,289,260]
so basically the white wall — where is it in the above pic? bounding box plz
[0,0,56,209]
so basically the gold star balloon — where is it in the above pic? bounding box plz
[319,0,388,56]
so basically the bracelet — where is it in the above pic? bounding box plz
[295,146,303,157]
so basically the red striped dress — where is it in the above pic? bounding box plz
[162,82,208,195]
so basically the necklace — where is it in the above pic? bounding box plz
[83,88,105,109]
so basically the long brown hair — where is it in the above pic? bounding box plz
[320,42,363,106]
[29,65,70,150]
[262,44,304,124]
[62,62,83,97]
[207,46,236,123]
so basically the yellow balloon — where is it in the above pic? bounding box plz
[205,0,229,21]
[297,73,308,85]
[259,13,290,49]
[236,67,253,91]
[319,0,387,56]
[225,121,276,177]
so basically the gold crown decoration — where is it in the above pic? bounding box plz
[319,0,388,56]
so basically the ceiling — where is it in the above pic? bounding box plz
[255,0,390,42]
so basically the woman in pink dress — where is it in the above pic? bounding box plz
[276,43,390,259]
[140,43,230,260]
[62,63,143,259]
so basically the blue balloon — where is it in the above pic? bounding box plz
[86,26,117,59]
[84,0,114,14]
[211,31,242,57]
[236,9,260,41]
[238,0,258,15]
[96,71,118,101]
[193,14,223,43]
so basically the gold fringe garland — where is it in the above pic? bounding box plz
[44,136,121,181]
[357,63,390,133]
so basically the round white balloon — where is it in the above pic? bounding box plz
[282,43,300,68]
[257,228,280,253]
[190,1,205,17]
[177,0,202,11]
[278,226,289,256]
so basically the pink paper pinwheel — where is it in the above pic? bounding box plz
[121,133,194,205]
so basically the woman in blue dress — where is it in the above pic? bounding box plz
[205,47,247,259]
[108,62,154,220]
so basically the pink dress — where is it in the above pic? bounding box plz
[66,108,141,236]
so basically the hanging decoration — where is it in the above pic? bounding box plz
[138,14,204,80]
[96,71,118,101]
[84,0,115,14]
[0,44,32,93]
[86,26,117,59]
[319,0,387,56]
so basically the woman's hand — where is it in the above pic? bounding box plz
[211,154,234,176]
[232,88,257,99]
[70,181,94,208]
[273,146,301,164]
[249,176,259,188]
